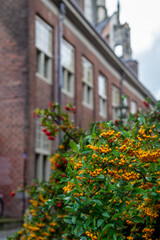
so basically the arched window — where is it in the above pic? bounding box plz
[114,45,123,58]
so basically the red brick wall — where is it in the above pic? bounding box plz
[26,0,60,184]
[0,0,29,217]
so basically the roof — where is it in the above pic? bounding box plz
[95,17,110,34]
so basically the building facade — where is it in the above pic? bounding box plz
[0,0,156,217]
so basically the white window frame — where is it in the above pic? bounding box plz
[82,57,93,109]
[35,118,51,181]
[61,39,75,97]
[130,100,137,114]
[98,74,107,118]
[122,94,129,123]
[112,85,120,121]
[35,16,52,84]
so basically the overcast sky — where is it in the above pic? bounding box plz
[106,0,160,100]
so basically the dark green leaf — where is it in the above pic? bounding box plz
[132,216,144,223]
[97,219,105,228]
[74,177,82,192]
[91,199,103,206]
[70,140,79,153]
[138,115,145,124]
[102,211,110,218]
[72,216,76,224]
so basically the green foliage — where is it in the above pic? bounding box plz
[9,100,160,240]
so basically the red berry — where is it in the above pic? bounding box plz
[10,191,16,197]
[49,102,53,108]
[55,163,61,168]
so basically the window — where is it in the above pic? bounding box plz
[82,57,93,108]
[35,119,51,181]
[121,94,129,122]
[98,74,107,117]
[130,101,137,114]
[112,85,120,120]
[35,16,52,83]
[61,39,75,96]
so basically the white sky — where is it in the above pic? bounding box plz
[106,0,160,99]
[106,0,160,55]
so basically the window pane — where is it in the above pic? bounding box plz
[35,16,52,55]
[123,95,128,106]
[112,86,120,106]
[82,83,86,102]
[98,74,106,97]
[61,39,74,72]
[131,101,137,114]
[87,86,92,105]
[67,72,72,93]
[36,49,41,74]
[43,156,50,181]
[44,55,49,78]
[35,119,41,149]
[100,97,106,117]
[82,57,93,85]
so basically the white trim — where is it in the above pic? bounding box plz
[123,80,146,102]
[36,72,52,85]
[62,88,74,98]
[40,0,59,15]
[82,101,93,110]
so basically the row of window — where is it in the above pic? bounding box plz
[35,16,138,120]
[34,16,139,181]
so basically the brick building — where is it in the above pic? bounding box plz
[0,0,156,217]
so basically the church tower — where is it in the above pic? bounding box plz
[96,0,108,23]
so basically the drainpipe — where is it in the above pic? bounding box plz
[58,1,66,141]
[22,152,27,216]
[120,71,125,123]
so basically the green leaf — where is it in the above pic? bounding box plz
[102,211,110,218]
[107,121,113,128]
[121,130,130,138]
[64,218,72,224]
[93,216,96,228]
[85,217,93,228]
[138,115,145,124]
[91,199,103,206]
[70,140,79,153]
[111,213,121,220]
[113,233,117,240]
[131,121,138,138]
[99,224,114,238]
[103,122,109,129]
[92,124,96,133]
[150,163,156,171]
[132,188,145,195]
[119,201,126,212]
[68,162,75,177]
[74,177,82,192]
[72,216,76,224]
[132,216,144,223]
[96,174,105,179]
[97,219,105,228]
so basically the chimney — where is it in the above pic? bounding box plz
[124,59,139,78]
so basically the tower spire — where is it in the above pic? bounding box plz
[117,0,120,23]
